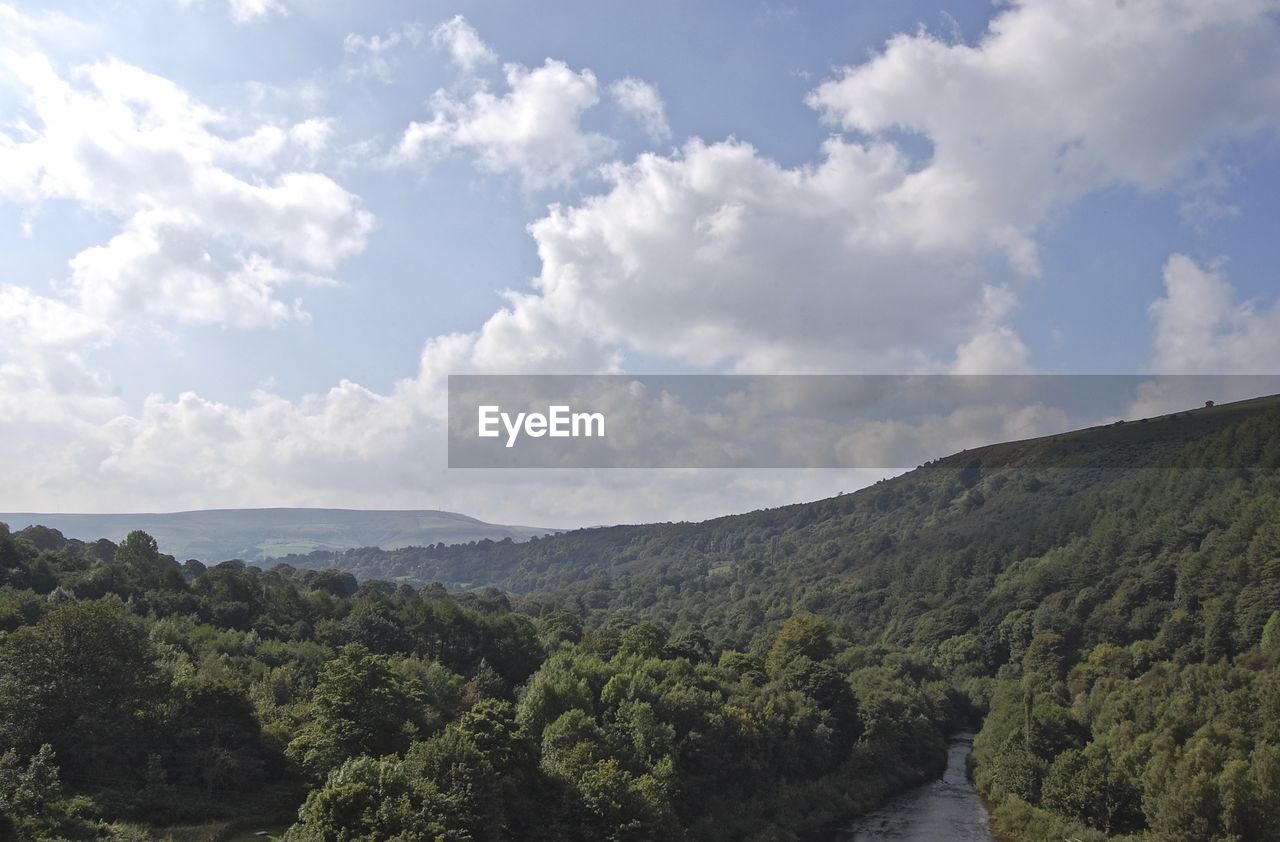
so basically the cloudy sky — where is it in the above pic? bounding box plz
[2,0,1279,527]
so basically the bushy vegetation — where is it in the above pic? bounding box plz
[4,396,1279,839]
[0,527,954,840]
[289,398,1280,839]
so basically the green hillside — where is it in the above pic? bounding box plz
[287,393,1280,839]
[0,508,552,564]
[2,394,1278,840]
[289,393,1280,601]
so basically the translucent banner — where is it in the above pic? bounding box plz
[447,374,1280,468]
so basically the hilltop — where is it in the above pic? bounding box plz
[0,507,552,564]
[288,393,1280,600]
[2,393,1278,841]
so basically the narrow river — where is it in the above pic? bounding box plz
[837,734,995,841]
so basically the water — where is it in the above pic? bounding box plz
[838,734,995,841]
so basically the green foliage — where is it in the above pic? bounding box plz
[0,596,161,780]
[764,613,832,675]
[1262,610,1280,653]
[5,398,1280,838]
[287,644,423,780]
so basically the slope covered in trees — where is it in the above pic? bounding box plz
[0,526,954,840]
[3,395,1280,840]
[283,395,1280,839]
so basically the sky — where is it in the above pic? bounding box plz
[2,0,1280,528]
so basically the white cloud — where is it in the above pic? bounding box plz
[5,1,1280,524]
[1150,254,1280,373]
[0,285,111,352]
[396,0,1280,383]
[67,210,332,329]
[834,403,1070,468]
[0,285,114,407]
[227,0,285,24]
[429,15,496,74]
[390,58,615,189]
[343,23,426,82]
[0,51,371,331]
[806,0,1280,269]
[0,16,372,493]
[167,0,286,24]
[952,286,1031,374]
[610,77,671,142]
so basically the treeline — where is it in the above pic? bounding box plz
[5,399,1280,839]
[538,405,1280,840]
[289,399,1280,839]
[966,416,1280,840]
[0,524,956,840]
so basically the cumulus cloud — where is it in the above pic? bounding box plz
[395,0,1280,382]
[391,20,675,189]
[0,50,371,334]
[834,402,1070,469]
[67,210,335,329]
[610,77,671,142]
[390,58,615,189]
[952,286,1031,374]
[1150,254,1280,373]
[6,1,1280,523]
[0,282,115,407]
[0,13,372,495]
[429,15,497,74]
[806,0,1280,263]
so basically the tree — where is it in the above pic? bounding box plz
[0,597,159,779]
[517,651,597,737]
[777,656,862,750]
[0,744,87,840]
[765,614,832,675]
[114,529,183,592]
[574,758,681,842]
[1040,745,1141,832]
[166,680,272,794]
[287,644,421,780]
[1261,610,1280,654]
[618,623,667,660]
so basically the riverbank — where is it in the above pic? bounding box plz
[837,734,994,841]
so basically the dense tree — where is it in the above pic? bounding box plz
[3,399,1280,839]
[0,597,160,779]
[287,644,424,780]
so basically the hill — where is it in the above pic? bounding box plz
[0,508,552,564]
[2,394,1279,841]
[288,393,1280,598]
[277,393,1280,840]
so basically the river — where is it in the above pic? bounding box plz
[837,734,995,841]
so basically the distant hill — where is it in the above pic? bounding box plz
[290,393,1280,592]
[3,395,1278,840]
[0,508,553,563]
[279,392,1280,837]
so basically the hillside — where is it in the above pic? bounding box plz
[276,393,1280,839]
[0,508,552,564]
[290,393,1280,599]
[3,394,1279,841]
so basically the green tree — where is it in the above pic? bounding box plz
[0,596,159,779]
[765,614,832,675]
[1261,610,1280,654]
[287,644,421,780]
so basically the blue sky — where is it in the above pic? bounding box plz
[2,0,1279,526]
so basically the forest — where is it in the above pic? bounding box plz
[0,527,955,840]
[3,396,1280,840]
